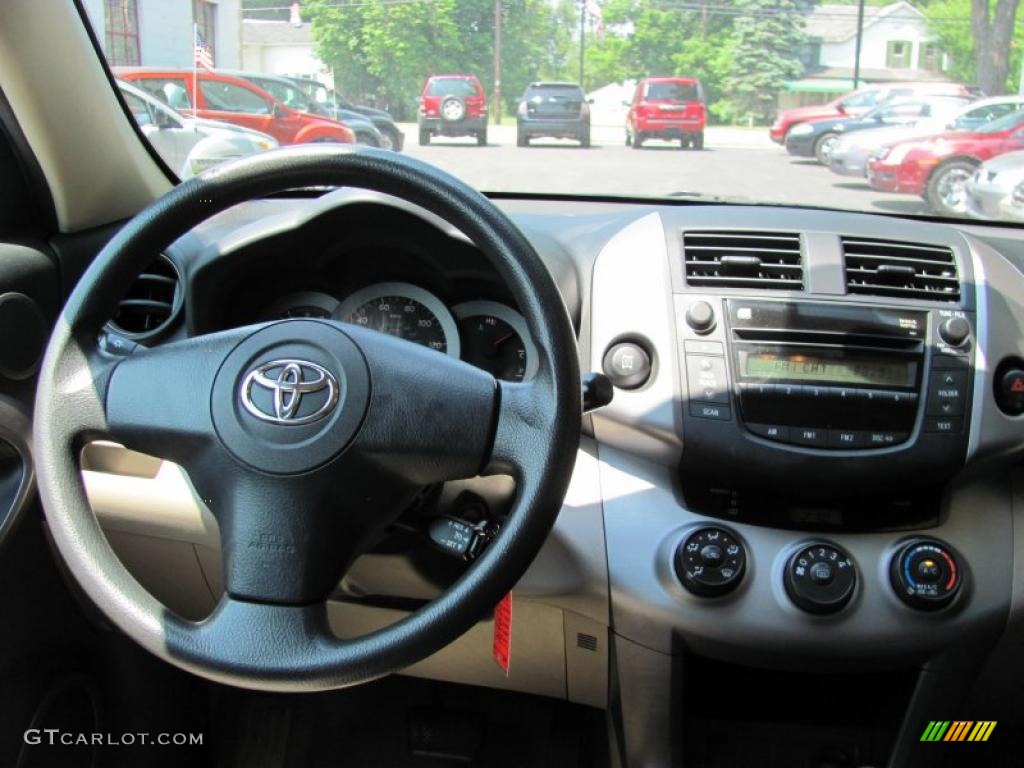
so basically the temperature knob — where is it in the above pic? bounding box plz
[675,526,746,597]
[890,538,962,611]
[784,542,856,614]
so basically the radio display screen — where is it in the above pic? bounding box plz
[743,351,915,388]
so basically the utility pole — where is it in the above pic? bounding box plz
[494,0,502,123]
[852,0,866,89]
[579,0,586,86]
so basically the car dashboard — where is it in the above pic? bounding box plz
[81,190,1024,767]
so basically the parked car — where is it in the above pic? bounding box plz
[516,82,591,147]
[418,74,488,146]
[117,79,277,178]
[288,76,404,151]
[625,77,706,149]
[217,70,384,147]
[785,96,971,165]
[998,179,1024,221]
[115,68,355,146]
[964,150,1024,220]
[867,109,1024,216]
[829,96,1024,179]
[770,81,978,144]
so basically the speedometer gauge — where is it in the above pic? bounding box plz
[335,282,460,358]
[452,301,538,381]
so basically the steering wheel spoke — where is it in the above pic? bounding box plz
[102,327,253,463]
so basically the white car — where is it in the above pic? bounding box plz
[829,95,1024,179]
[117,80,277,178]
[965,150,1024,220]
[998,179,1024,222]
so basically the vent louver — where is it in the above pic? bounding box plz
[108,255,181,339]
[842,237,960,303]
[683,231,803,290]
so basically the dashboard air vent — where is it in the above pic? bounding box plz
[842,237,959,303]
[108,255,182,339]
[683,231,803,290]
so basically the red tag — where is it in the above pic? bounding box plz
[492,593,512,676]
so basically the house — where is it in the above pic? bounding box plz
[241,5,329,83]
[80,0,241,69]
[782,1,951,108]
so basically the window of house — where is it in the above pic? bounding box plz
[104,0,140,66]
[193,0,217,61]
[918,43,942,72]
[800,39,822,69]
[886,40,912,69]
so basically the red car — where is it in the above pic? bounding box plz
[867,109,1024,216]
[626,77,706,149]
[770,82,977,144]
[418,74,488,146]
[115,68,355,146]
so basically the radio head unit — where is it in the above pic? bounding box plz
[678,296,974,495]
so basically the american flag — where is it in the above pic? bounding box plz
[194,28,214,71]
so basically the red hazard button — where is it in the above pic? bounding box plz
[997,366,1024,416]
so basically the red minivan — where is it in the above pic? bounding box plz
[115,68,355,146]
[626,77,706,150]
[418,74,489,146]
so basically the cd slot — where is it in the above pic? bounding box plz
[733,328,923,351]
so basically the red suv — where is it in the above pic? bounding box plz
[115,68,355,146]
[418,74,488,146]
[867,109,1024,216]
[626,77,706,150]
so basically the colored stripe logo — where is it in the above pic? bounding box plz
[920,721,996,742]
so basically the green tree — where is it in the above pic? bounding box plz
[925,0,1023,93]
[305,0,574,120]
[723,0,807,124]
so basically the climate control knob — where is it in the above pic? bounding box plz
[784,542,856,614]
[890,538,962,611]
[675,526,746,597]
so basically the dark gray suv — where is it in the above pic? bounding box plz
[516,82,591,147]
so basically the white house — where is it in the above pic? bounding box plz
[804,2,946,82]
[781,2,950,107]
[241,19,327,81]
[81,0,241,69]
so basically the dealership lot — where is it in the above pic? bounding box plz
[398,123,928,216]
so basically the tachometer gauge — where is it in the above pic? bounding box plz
[261,291,340,320]
[335,282,460,358]
[452,300,538,381]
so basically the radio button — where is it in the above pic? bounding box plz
[791,427,827,446]
[690,402,731,421]
[683,339,724,356]
[926,370,967,417]
[746,423,790,442]
[865,430,908,447]
[685,355,729,404]
[924,417,962,434]
[828,429,866,448]
[932,353,970,371]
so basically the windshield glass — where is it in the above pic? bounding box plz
[82,0,1023,223]
[645,82,700,103]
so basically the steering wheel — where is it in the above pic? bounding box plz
[33,146,581,691]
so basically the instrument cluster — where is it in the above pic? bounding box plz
[261,282,538,382]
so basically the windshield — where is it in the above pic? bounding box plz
[645,82,700,103]
[82,1,1023,224]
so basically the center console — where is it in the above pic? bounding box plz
[588,207,1024,768]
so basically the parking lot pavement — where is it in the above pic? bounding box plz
[395,122,929,216]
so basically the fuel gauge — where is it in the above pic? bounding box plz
[452,301,538,382]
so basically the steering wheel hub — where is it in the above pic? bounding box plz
[211,320,370,475]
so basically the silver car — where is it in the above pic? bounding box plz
[829,96,1024,178]
[964,150,1024,220]
[117,80,278,178]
